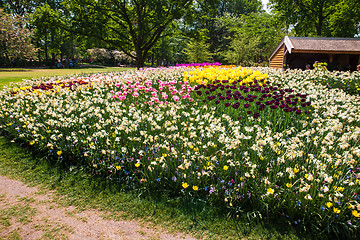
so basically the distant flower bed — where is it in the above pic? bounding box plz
[0,66,360,238]
[175,62,222,67]
[310,69,360,95]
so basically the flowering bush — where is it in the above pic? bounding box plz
[0,66,360,238]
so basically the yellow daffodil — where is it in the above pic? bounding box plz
[326,202,333,208]
[352,210,360,217]
[182,182,189,189]
[192,185,199,191]
[267,188,274,194]
[135,162,140,168]
[57,150,62,156]
[333,207,340,214]
[223,165,229,171]
[115,166,121,171]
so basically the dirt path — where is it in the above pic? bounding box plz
[0,175,198,240]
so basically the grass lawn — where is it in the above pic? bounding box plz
[0,67,135,88]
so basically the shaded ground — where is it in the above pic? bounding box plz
[0,175,198,240]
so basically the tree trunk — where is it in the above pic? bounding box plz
[316,18,323,36]
[135,50,146,69]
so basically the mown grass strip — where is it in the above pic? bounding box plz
[0,67,134,88]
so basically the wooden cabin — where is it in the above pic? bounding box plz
[269,36,360,71]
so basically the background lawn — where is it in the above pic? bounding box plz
[0,67,135,89]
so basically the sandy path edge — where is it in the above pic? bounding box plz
[0,175,198,240]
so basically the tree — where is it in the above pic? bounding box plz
[218,12,285,65]
[216,0,262,17]
[0,0,39,16]
[180,0,263,63]
[269,0,360,37]
[184,39,212,63]
[224,37,261,65]
[0,8,37,65]
[30,4,63,63]
[64,0,193,68]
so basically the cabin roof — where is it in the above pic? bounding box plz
[270,36,360,59]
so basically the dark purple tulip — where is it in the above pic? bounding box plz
[247,111,252,115]
[244,104,251,108]
[205,91,210,95]
[196,90,203,96]
[295,110,302,115]
[215,100,220,104]
[270,105,278,109]
[232,103,240,109]
[256,101,261,105]
[225,103,231,107]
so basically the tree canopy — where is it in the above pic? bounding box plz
[269,0,360,37]
[64,0,193,68]
[1,0,359,67]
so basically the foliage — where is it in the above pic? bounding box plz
[30,3,63,63]
[269,0,360,37]
[64,0,193,68]
[0,8,37,64]
[184,39,212,63]
[218,12,285,65]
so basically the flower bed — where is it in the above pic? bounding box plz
[0,66,360,238]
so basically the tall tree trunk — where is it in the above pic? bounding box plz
[136,55,145,69]
[316,17,323,36]
[44,34,49,62]
[135,49,145,69]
